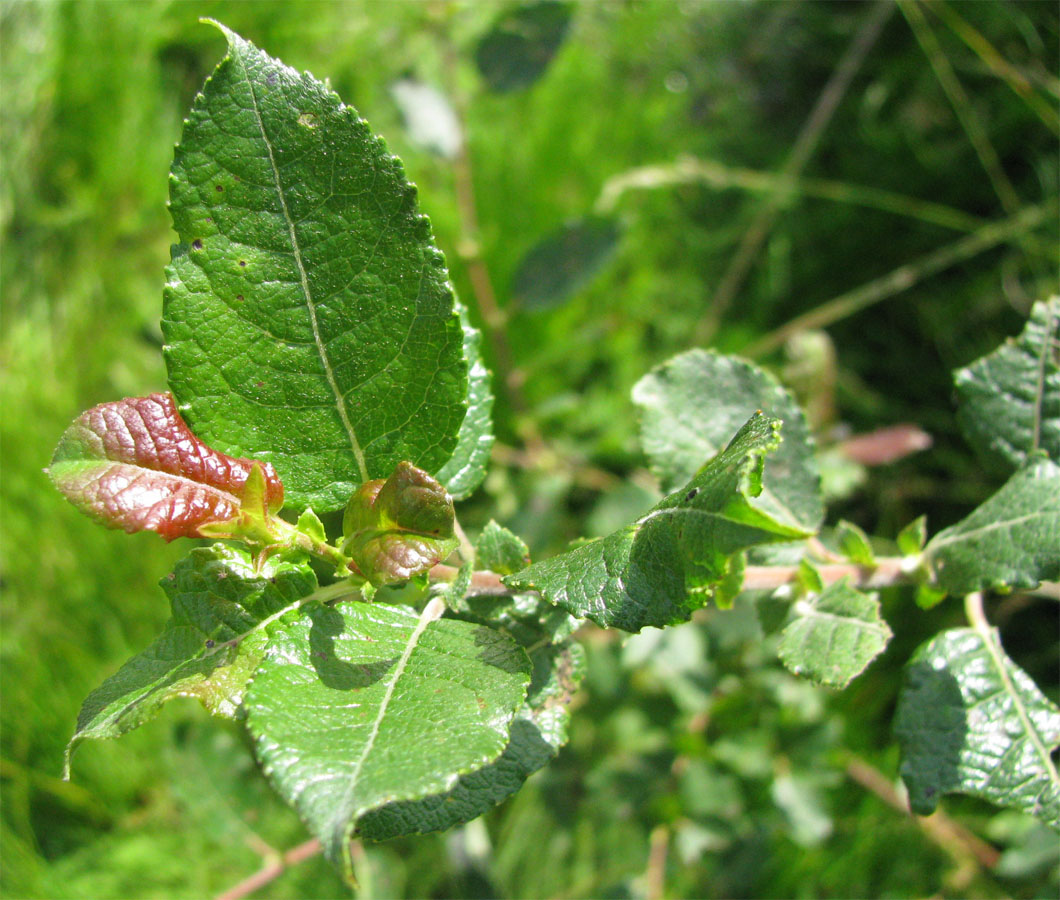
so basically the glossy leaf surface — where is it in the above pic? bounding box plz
[163,24,467,512]
[49,393,283,540]
[956,297,1059,471]
[65,545,316,777]
[245,601,530,874]
[925,457,1060,595]
[895,627,1060,827]
[342,462,458,586]
[475,520,531,575]
[505,414,810,631]
[633,349,823,533]
[778,579,892,689]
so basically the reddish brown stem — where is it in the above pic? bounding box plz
[214,838,323,900]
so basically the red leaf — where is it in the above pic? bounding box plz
[48,393,284,540]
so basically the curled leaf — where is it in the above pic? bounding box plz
[48,393,284,540]
[342,462,459,586]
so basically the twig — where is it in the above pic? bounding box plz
[843,754,1000,876]
[695,0,894,343]
[926,0,1060,134]
[644,825,670,900]
[743,204,1049,358]
[215,838,323,900]
[899,0,1021,214]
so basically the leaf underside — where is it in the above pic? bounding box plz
[505,413,810,632]
[244,602,530,874]
[163,24,467,512]
[895,627,1060,828]
[48,393,283,540]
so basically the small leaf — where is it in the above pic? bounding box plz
[777,579,892,689]
[341,462,459,586]
[295,507,327,544]
[476,520,531,575]
[244,601,530,874]
[435,300,494,501]
[925,457,1060,596]
[633,349,824,534]
[956,297,1060,471]
[163,24,467,512]
[48,393,283,541]
[836,520,876,566]
[475,1,573,93]
[796,558,824,594]
[65,545,316,777]
[504,413,810,632]
[511,217,621,310]
[897,515,928,556]
[895,627,1060,827]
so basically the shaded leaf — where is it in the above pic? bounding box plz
[511,217,621,310]
[633,349,823,534]
[163,24,467,512]
[342,462,459,586]
[359,591,583,840]
[504,413,810,631]
[956,297,1059,471]
[245,601,530,874]
[49,393,283,541]
[895,627,1060,827]
[475,2,573,93]
[475,520,530,575]
[65,545,316,777]
[777,579,892,689]
[435,300,494,500]
[925,457,1060,595]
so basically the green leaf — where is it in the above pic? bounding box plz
[435,301,494,500]
[897,515,928,556]
[895,626,1060,827]
[504,413,811,631]
[475,1,573,93]
[777,579,892,689]
[511,217,621,310]
[925,457,1060,595]
[475,520,531,575]
[358,592,583,840]
[632,349,824,534]
[836,520,876,566]
[342,462,459,586]
[162,23,467,512]
[956,297,1059,471]
[244,601,530,874]
[48,393,284,541]
[64,545,317,778]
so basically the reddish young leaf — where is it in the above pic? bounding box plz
[48,393,284,540]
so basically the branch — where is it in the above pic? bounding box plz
[214,838,323,900]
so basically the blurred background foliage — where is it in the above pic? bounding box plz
[1,1,1057,897]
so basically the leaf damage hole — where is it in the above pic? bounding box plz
[215,184,224,192]
[298,112,319,128]
[192,239,203,251]
[239,260,247,267]
[686,488,699,501]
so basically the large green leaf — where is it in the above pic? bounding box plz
[632,349,823,534]
[244,601,531,874]
[924,457,1060,595]
[895,627,1060,828]
[956,297,1059,471]
[163,23,467,512]
[777,579,892,689]
[504,413,810,632]
[359,591,583,840]
[511,217,622,310]
[64,545,316,778]
[435,301,494,500]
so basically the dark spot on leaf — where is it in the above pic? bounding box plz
[686,488,698,501]
[192,239,203,251]
[205,639,215,648]
[256,381,265,388]
[236,294,244,302]
[205,217,212,223]
[166,573,176,581]
[267,73,278,86]
[239,260,247,267]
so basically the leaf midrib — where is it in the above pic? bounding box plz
[237,46,369,483]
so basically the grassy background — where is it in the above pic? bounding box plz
[2,1,1057,897]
